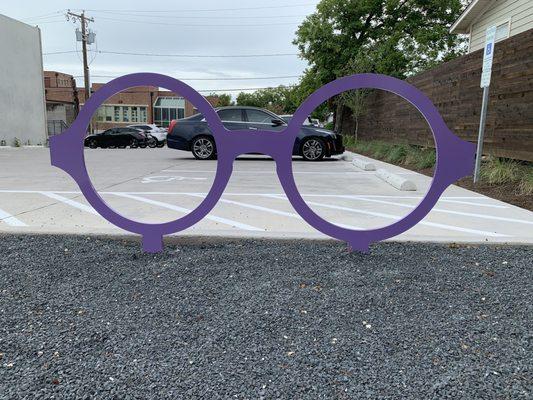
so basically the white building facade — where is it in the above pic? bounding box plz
[450,0,533,52]
[0,14,47,146]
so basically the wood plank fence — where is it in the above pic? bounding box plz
[339,28,533,161]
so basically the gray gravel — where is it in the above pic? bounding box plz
[0,234,531,399]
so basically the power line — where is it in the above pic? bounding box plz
[86,12,308,20]
[45,86,296,94]
[21,11,65,21]
[72,3,316,13]
[43,49,299,58]
[95,15,301,27]
[72,74,301,81]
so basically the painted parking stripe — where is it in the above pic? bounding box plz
[113,193,263,232]
[265,195,510,238]
[188,194,365,230]
[0,190,502,201]
[355,197,533,225]
[438,199,507,208]
[40,192,98,215]
[0,207,27,227]
[161,169,416,176]
[187,194,301,218]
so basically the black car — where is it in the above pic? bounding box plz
[166,106,344,161]
[84,127,151,149]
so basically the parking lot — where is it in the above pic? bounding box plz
[1,146,532,245]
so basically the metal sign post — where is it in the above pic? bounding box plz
[474,26,497,184]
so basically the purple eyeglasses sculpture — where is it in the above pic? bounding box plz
[50,73,475,253]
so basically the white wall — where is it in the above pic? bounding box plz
[470,0,533,52]
[0,14,47,146]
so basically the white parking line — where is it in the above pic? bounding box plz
[265,195,510,238]
[0,207,27,227]
[187,194,365,231]
[161,169,416,175]
[113,193,263,232]
[187,194,301,218]
[40,192,98,215]
[355,197,533,225]
[0,190,499,200]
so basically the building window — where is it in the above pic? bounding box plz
[95,105,147,123]
[495,21,510,43]
[154,97,185,127]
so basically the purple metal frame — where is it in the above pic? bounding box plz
[49,73,475,253]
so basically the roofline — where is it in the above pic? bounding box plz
[450,0,495,34]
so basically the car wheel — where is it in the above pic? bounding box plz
[118,145,126,149]
[130,139,139,148]
[148,138,157,148]
[156,140,166,148]
[301,138,325,161]
[192,136,216,160]
[139,143,147,149]
[88,139,98,149]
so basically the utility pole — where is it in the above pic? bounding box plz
[66,10,94,103]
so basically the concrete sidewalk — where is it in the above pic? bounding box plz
[0,147,532,245]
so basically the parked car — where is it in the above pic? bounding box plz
[167,106,344,161]
[84,127,150,149]
[279,114,323,127]
[128,124,167,148]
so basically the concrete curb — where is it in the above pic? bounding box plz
[376,168,417,191]
[339,152,355,162]
[352,158,376,171]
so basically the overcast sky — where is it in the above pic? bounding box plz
[3,0,319,95]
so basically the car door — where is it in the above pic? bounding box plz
[244,109,286,133]
[120,128,136,146]
[216,108,246,131]
[100,129,115,147]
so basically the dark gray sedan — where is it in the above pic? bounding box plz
[166,106,344,161]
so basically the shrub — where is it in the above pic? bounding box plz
[414,148,437,170]
[480,158,521,185]
[518,169,533,195]
[369,141,392,159]
[386,144,409,164]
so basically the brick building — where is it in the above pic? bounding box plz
[78,84,208,132]
[44,71,79,135]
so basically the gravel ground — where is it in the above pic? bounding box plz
[0,234,531,399]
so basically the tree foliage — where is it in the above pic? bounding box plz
[292,0,467,130]
[207,93,234,107]
[294,0,467,84]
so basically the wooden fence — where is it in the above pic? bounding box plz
[340,28,533,162]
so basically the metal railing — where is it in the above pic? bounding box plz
[47,120,69,137]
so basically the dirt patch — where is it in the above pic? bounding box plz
[348,147,532,212]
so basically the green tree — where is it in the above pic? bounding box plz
[294,0,466,82]
[293,0,467,133]
[208,93,234,107]
[236,86,298,115]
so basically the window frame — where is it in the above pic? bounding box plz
[217,108,246,123]
[494,19,511,43]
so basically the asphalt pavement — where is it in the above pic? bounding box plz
[0,234,531,399]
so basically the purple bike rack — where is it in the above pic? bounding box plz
[50,73,475,253]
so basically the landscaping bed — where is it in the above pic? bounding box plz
[345,137,533,211]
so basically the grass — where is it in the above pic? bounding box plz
[346,138,437,170]
[344,136,533,196]
[480,158,522,185]
[518,172,533,195]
